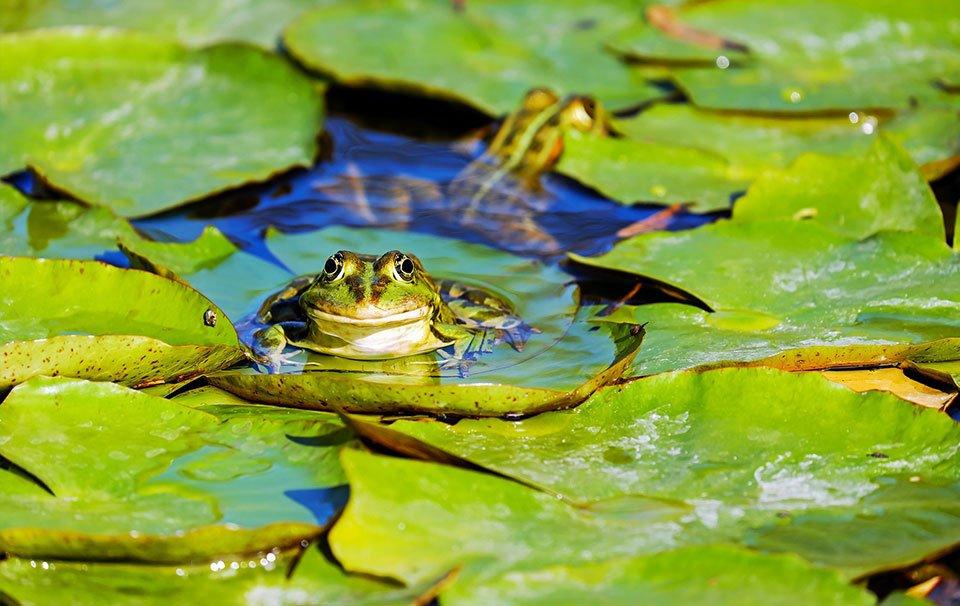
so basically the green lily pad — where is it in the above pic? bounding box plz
[122,225,643,416]
[0,376,352,562]
[612,0,960,112]
[0,256,242,389]
[0,0,330,47]
[443,546,872,606]
[557,119,941,214]
[0,544,446,605]
[0,28,323,217]
[557,128,747,212]
[570,156,959,374]
[379,368,960,577]
[732,137,942,240]
[614,103,960,181]
[283,0,664,115]
[0,182,237,271]
[329,448,689,587]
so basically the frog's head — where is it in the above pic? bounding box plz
[299,250,440,324]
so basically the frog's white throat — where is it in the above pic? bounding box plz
[304,306,450,359]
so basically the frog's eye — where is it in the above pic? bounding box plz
[394,254,416,282]
[322,253,344,281]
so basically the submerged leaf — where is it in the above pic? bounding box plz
[0,28,323,217]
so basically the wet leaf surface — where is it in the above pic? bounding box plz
[571,146,959,374]
[612,0,960,112]
[284,0,665,115]
[0,256,242,388]
[0,377,351,562]
[0,0,330,47]
[0,543,444,606]
[380,368,960,577]
[0,28,323,217]
[444,546,872,606]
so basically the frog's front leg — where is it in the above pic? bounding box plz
[248,322,307,373]
[433,322,495,378]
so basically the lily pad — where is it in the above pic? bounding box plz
[612,0,960,112]
[613,103,960,181]
[123,225,643,417]
[557,123,940,215]
[443,546,872,606]
[0,544,450,606]
[0,376,352,562]
[0,0,329,47]
[284,0,664,115]
[0,256,242,389]
[329,448,689,587]
[380,368,960,577]
[570,158,960,374]
[0,28,323,217]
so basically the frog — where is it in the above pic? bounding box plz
[248,249,532,374]
[311,88,613,256]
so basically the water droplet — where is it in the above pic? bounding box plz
[848,112,860,124]
[860,115,878,135]
[715,55,730,69]
[651,185,667,198]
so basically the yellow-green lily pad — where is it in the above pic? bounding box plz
[284,0,664,115]
[0,256,242,389]
[443,546,871,606]
[612,0,960,112]
[0,0,330,47]
[0,376,352,562]
[376,368,960,578]
[0,28,323,217]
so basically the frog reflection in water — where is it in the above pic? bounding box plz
[251,249,532,373]
[314,88,611,256]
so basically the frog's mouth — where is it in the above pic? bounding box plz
[304,305,432,326]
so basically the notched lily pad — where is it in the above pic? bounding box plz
[570,146,960,375]
[378,368,960,577]
[0,256,242,389]
[0,376,352,562]
[0,27,324,217]
[284,0,664,115]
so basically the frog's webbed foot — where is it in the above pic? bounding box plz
[247,324,306,374]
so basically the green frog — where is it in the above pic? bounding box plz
[313,88,612,256]
[249,249,531,373]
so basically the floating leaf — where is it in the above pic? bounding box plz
[571,159,960,374]
[329,448,689,586]
[444,546,872,606]
[284,0,664,115]
[0,543,446,605]
[0,28,323,217]
[0,256,241,388]
[0,377,351,562]
[612,0,960,112]
[613,103,960,181]
[382,368,960,577]
[0,0,329,47]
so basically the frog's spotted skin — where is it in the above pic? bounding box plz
[250,250,533,373]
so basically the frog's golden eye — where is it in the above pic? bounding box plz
[394,254,416,282]
[322,253,344,281]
